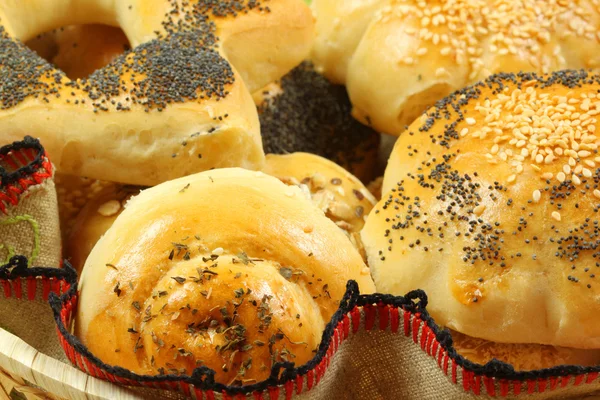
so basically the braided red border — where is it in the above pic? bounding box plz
[55,292,341,399]
[0,148,53,214]
[55,298,600,398]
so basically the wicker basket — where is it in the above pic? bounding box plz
[0,328,144,400]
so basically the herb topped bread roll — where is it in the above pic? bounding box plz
[64,153,376,272]
[0,0,314,186]
[76,168,375,384]
[361,70,600,368]
[311,0,600,136]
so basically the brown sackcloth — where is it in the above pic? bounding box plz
[0,140,66,364]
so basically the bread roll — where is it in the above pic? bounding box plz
[54,174,116,238]
[312,0,600,136]
[264,153,377,259]
[450,330,600,371]
[65,153,376,271]
[254,62,380,182]
[0,0,314,185]
[52,25,130,79]
[76,168,375,384]
[64,184,142,273]
[362,70,600,349]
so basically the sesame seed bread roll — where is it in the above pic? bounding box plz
[54,173,116,239]
[0,0,314,186]
[64,184,142,273]
[311,0,600,136]
[76,168,375,384]
[362,70,600,350]
[263,152,377,260]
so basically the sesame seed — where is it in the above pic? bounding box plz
[533,190,541,203]
[551,211,561,221]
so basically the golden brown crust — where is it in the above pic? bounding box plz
[0,0,314,185]
[312,0,600,135]
[76,168,375,384]
[52,25,130,79]
[362,71,600,349]
[263,153,376,260]
[64,184,142,274]
[451,330,600,370]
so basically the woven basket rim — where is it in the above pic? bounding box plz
[0,327,143,400]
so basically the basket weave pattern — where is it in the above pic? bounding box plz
[0,367,62,400]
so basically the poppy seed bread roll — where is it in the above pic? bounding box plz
[76,168,375,384]
[362,70,600,352]
[254,62,380,183]
[312,0,600,136]
[0,0,314,186]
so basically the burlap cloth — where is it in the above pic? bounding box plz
[2,136,600,400]
[0,139,65,362]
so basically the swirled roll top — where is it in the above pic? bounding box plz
[0,0,314,185]
[76,168,374,384]
[362,70,600,351]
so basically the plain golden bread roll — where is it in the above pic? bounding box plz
[254,62,381,183]
[310,0,387,85]
[311,0,600,136]
[0,0,314,186]
[450,330,600,370]
[263,153,377,259]
[362,70,600,349]
[76,168,375,384]
[64,184,142,274]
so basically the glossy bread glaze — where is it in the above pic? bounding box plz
[76,168,375,384]
[363,70,600,349]
[0,0,314,185]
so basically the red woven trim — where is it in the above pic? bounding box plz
[0,275,67,300]
[373,304,600,397]
[0,149,53,214]
[53,283,600,398]
[55,299,361,399]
